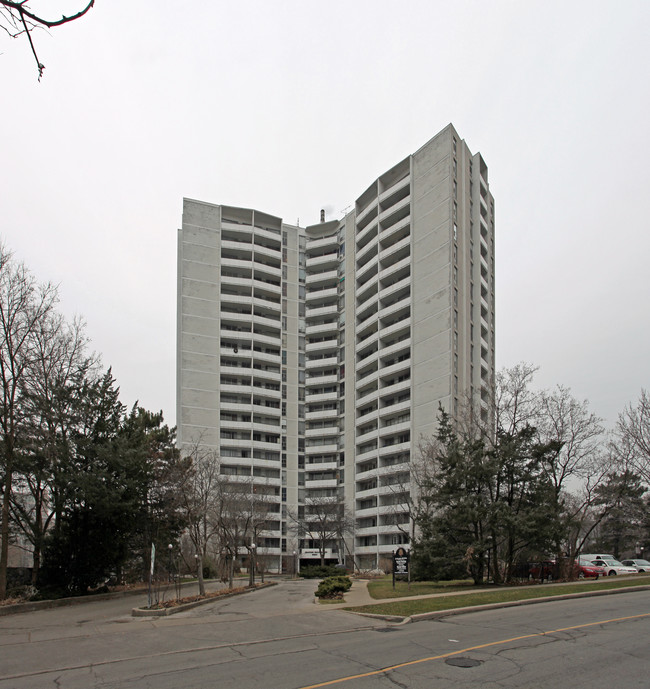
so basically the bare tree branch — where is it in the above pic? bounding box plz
[0,1,95,79]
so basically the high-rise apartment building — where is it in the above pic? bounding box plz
[177,124,495,571]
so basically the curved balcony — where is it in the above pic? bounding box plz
[306,285,338,303]
[307,234,338,253]
[306,303,338,319]
[306,338,338,354]
[305,442,338,455]
[305,391,338,404]
[306,355,338,370]
[305,268,338,286]
[306,253,338,271]
[305,407,339,422]
[306,321,338,337]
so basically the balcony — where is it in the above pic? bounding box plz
[378,173,410,203]
[306,253,338,271]
[305,442,338,455]
[307,234,338,253]
[306,285,338,302]
[305,268,338,286]
[253,243,281,262]
[306,303,338,319]
[306,355,338,370]
[220,257,253,272]
[378,255,410,283]
[304,478,338,489]
[378,234,410,266]
[305,321,338,337]
[306,338,338,354]
[378,194,410,225]
[305,407,339,422]
[305,424,338,438]
[305,391,338,404]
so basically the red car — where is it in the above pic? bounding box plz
[576,562,605,579]
[529,560,605,580]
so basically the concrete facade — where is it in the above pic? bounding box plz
[177,124,495,571]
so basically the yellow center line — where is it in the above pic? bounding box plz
[297,611,650,689]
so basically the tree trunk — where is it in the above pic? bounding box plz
[0,462,13,599]
[248,548,255,587]
[197,554,205,596]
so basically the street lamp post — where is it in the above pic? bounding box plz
[168,543,173,583]
[249,544,256,587]
[486,536,493,584]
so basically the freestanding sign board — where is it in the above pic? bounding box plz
[392,547,410,589]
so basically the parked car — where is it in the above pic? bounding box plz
[588,558,637,576]
[579,553,615,562]
[528,560,557,580]
[621,559,650,572]
[576,562,606,579]
[528,559,604,580]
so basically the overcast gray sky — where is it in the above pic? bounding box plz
[2,0,648,429]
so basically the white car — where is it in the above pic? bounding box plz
[590,558,637,576]
[621,558,650,572]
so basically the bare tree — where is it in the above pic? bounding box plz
[290,496,353,567]
[616,390,650,484]
[0,245,57,599]
[176,444,223,596]
[1,0,95,79]
[215,481,250,588]
[537,385,606,496]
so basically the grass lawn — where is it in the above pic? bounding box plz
[346,574,650,617]
[368,578,475,599]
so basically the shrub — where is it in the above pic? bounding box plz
[315,575,352,599]
[300,565,345,579]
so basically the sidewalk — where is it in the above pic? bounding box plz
[327,578,493,609]
[323,577,650,615]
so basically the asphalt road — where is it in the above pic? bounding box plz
[0,579,649,688]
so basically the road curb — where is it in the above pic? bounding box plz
[346,584,650,624]
[0,586,149,617]
[131,582,276,616]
